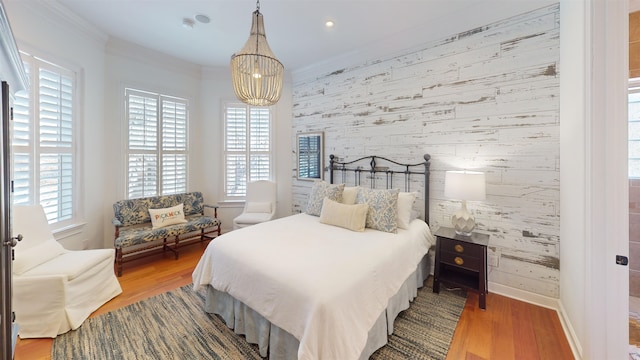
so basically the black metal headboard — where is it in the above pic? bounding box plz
[328,154,431,224]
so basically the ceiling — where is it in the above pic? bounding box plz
[52,0,554,73]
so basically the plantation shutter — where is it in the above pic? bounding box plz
[249,108,270,181]
[38,67,74,222]
[11,54,79,227]
[224,104,272,199]
[127,91,158,199]
[12,62,31,206]
[125,89,188,199]
[161,98,187,195]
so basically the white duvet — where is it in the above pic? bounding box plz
[192,213,434,360]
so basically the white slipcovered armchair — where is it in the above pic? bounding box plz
[11,205,122,338]
[233,180,277,229]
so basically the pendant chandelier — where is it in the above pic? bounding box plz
[230,0,284,106]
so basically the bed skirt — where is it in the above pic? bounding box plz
[203,254,431,360]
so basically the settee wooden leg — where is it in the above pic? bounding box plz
[115,247,123,277]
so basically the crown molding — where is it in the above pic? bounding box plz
[106,37,201,79]
[19,0,108,45]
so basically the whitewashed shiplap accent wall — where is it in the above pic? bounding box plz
[292,4,560,298]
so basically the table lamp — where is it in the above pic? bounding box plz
[444,170,486,236]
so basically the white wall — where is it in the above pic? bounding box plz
[5,0,107,250]
[291,4,561,298]
[103,38,204,246]
[559,0,586,354]
[560,0,630,358]
[199,68,293,234]
[5,0,294,247]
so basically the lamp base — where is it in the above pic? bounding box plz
[451,200,475,236]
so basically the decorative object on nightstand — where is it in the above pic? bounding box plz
[433,226,490,309]
[444,170,486,236]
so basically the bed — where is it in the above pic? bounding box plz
[192,154,433,360]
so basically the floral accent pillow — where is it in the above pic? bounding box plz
[148,203,188,229]
[306,181,345,216]
[356,187,400,233]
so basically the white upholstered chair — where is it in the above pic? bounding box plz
[11,205,122,338]
[233,180,277,230]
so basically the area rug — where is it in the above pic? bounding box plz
[52,279,466,360]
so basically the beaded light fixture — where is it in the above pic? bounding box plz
[230,0,284,106]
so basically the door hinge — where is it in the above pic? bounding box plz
[616,255,629,266]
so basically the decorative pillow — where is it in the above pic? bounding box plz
[410,209,419,223]
[246,201,272,213]
[319,198,368,232]
[306,181,345,216]
[148,204,188,229]
[341,186,358,205]
[356,187,400,233]
[397,191,418,230]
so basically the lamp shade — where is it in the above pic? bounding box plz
[444,171,486,201]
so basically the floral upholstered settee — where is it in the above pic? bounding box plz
[112,192,220,276]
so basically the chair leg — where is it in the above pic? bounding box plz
[115,247,123,277]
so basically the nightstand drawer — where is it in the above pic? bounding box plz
[439,250,481,271]
[439,238,483,259]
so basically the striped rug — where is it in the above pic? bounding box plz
[52,278,466,360]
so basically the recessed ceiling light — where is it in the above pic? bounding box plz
[195,14,210,24]
[182,18,195,29]
[325,19,335,28]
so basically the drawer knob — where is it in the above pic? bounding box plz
[454,244,464,253]
[454,256,464,266]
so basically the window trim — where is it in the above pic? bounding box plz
[12,50,83,231]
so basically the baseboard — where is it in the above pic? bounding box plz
[556,300,583,359]
[488,281,583,360]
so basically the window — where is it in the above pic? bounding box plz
[223,103,272,199]
[12,54,78,227]
[125,88,188,199]
[630,79,640,178]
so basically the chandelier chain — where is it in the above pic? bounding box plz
[256,0,260,12]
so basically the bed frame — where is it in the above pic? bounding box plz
[328,154,432,224]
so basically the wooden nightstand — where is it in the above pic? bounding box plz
[433,226,490,309]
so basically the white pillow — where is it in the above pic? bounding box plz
[246,201,272,213]
[13,240,66,275]
[319,198,368,232]
[397,192,418,230]
[341,186,359,205]
[149,204,188,229]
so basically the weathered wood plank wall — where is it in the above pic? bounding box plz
[291,4,560,297]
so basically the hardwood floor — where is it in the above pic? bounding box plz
[14,243,574,360]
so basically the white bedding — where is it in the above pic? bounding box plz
[192,213,434,360]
